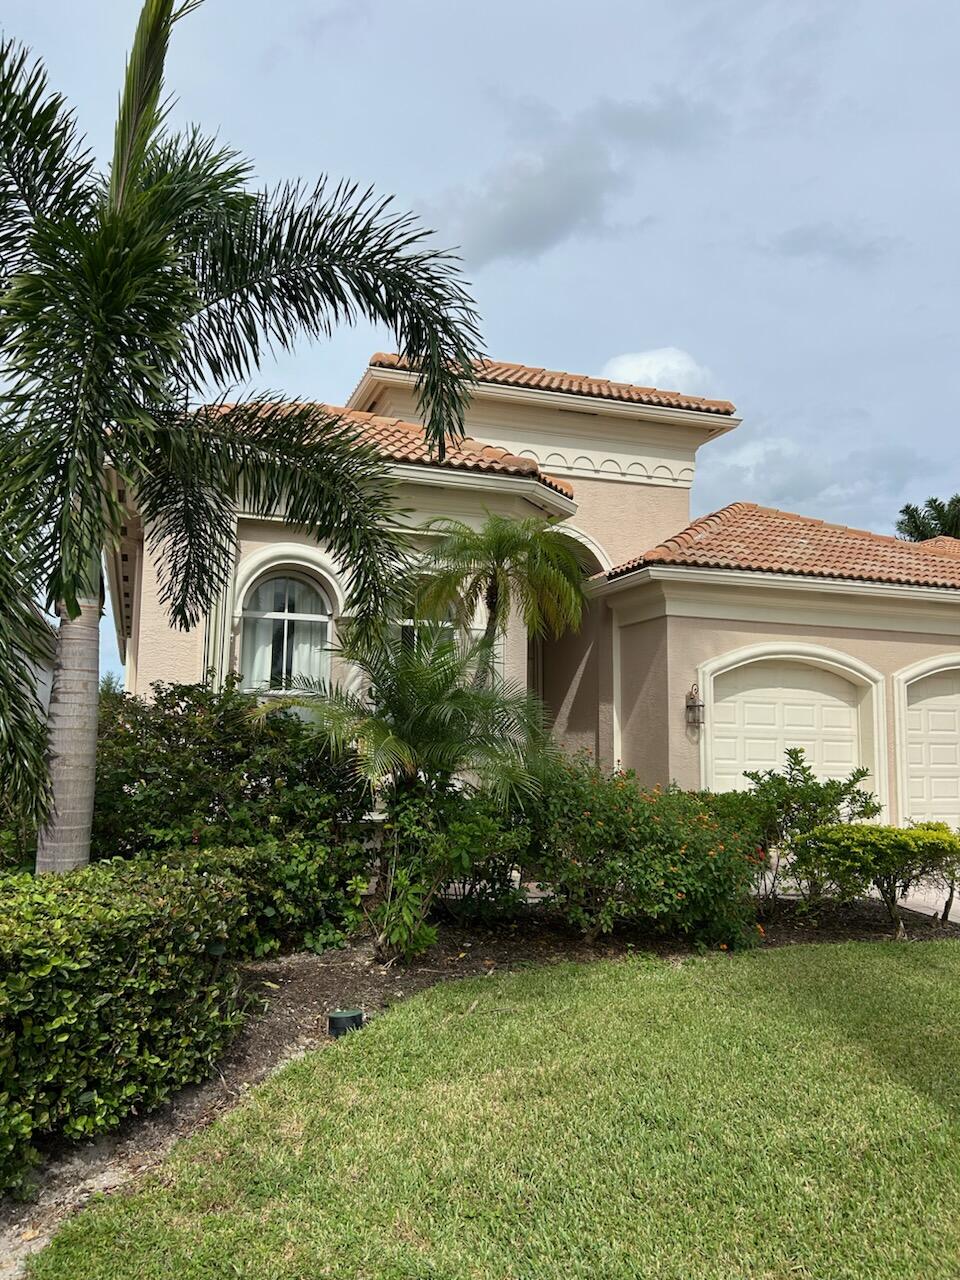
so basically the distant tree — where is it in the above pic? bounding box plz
[896,496,960,542]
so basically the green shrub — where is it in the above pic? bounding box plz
[368,790,530,960]
[525,756,763,947]
[743,747,881,910]
[793,822,960,935]
[93,676,368,858]
[0,860,245,1196]
[156,839,369,958]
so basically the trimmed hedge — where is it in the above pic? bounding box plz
[156,839,369,958]
[0,861,245,1196]
[793,821,960,931]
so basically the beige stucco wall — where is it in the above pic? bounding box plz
[562,476,689,567]
[618,615,671,786]
[362,380,706,567]
[127,533,206,695]
[664,614,960,822]
[543,600,605,760]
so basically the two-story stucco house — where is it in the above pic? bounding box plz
[109,352,960,828]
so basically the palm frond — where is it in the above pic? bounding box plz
[897,495,960,542]
[0,207,192,614]
[185,179,482,453]
[0,38,95,281]
[0,538,51,821]
[129,397,409,628]
[109,0,182,212]
[137,127,253,238]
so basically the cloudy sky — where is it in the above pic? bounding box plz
[7,0,959,676]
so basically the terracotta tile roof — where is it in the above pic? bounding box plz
[313,406,572,499]
[606,503,960,590]
[918,536,960,557]
[369,352,736,417]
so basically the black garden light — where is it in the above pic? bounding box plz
[685,683,705,728]
[328,1009,364,1038]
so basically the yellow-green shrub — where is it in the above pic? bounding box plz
[793,822,960,932]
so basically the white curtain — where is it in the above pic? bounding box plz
[288,619,329,686]
[241,616,278,689]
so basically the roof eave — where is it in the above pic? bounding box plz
[596,562,960,601]
[388,461,577,517]
[352,364,741,438]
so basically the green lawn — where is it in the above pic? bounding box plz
[31,942,960,1280]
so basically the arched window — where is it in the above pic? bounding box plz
[240,574,331,690]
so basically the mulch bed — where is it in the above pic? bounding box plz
[2,900,958,1274]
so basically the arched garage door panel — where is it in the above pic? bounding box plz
[712,661,860,791]
[905,671,960,824]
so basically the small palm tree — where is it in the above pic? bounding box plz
[279,624,549,806]
[0,0,482,871]
[266,624,551,960]
[415,515,590,683]
[896,496,960,541]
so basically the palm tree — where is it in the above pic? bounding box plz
[896,496,960,542]
[414,515,590,683]
[0,1,482,872]
[279,624,549,805]
[265,623,550,959]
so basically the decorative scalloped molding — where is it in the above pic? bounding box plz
[511,446,694,487]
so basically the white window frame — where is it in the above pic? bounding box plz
[240,571,333,693]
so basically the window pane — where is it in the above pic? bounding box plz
[245,578,287,614]
[270,616,285,687]
[287,577,328,616]
[241,616,280,688]
[245,575,329,616]
[286,619,329,684]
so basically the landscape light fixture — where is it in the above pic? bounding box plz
[328,1009,364,1038]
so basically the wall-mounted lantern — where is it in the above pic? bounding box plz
[685,683,705,728]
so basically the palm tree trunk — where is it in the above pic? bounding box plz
[472,578,500,690]
[35,594,101,873]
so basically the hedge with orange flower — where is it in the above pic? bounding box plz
[525,755,766,947]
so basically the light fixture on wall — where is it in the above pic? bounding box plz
[685,683,705,728]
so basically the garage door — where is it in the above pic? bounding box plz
[905,671,960,824]
[711,661,861,791]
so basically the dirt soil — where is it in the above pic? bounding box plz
[2,902,958,1274]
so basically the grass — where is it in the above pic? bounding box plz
[30,941,960,1280]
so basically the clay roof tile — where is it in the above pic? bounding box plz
[369,352,736,416]
[606,503,960,590]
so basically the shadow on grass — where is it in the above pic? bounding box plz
[745,940,960,1120]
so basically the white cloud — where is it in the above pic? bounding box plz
[691,425,936,533]
[601,347,714,395]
